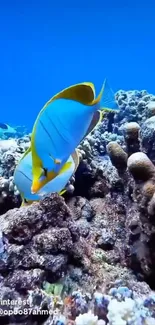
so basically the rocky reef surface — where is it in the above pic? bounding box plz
[0,90,155,324]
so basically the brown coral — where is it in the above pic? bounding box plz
[106,141,128,171]
[124,122,141,156]
[125,122,140,140]
[142,181,155,201]
[127,152,155,182]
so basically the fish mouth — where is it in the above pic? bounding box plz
[31,179,41,194]
[31,185,38,194]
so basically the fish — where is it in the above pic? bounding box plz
[13,147,79,206]
[15,109,102,203]
[31,79,119,193]
[0,123,16,135]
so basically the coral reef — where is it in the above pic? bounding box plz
[0,193,154,324]
[1,89,155,323]
[0,138,30,214]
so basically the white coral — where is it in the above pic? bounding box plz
[0,139,17,152]
[75,311,98,325]
[107,298,138,324]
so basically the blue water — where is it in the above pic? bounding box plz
[0,0,155,132]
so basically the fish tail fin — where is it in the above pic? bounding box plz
[97,79,119,112]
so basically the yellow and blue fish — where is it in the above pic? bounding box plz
[13,147,79,206]
[31,79,119,194]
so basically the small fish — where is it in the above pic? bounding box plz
[13,147,79,206]
[31,79,119,193]
[0,123,16,135]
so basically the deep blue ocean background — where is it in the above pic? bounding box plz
[0,0,154,132]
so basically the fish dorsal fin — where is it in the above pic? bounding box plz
[44,82,96,109]
[71,149,80,173]
[92,80,105,105]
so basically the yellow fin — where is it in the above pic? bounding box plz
[31,166,44,193]
[32,166,43,182]
[59,189,67,196]
[71,149,80,173]
[21,196,28,207]
[21,199,34,207]
[21,146,31,160]
[21,200,25,207]
[19,193,25,207]
[59,161,72,175]
[92,83,105,105]
[44,82,96,109]
[31,126,43,180]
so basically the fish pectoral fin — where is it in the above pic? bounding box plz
[95,78,119,111]
[59,161,72,175]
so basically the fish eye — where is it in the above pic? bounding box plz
[42,168,47,177]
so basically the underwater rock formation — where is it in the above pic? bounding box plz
[1,89,155,323]
[0,193,154,324]
[0,194,84,279]
[0,138,29,214]
[140,116,155,164]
